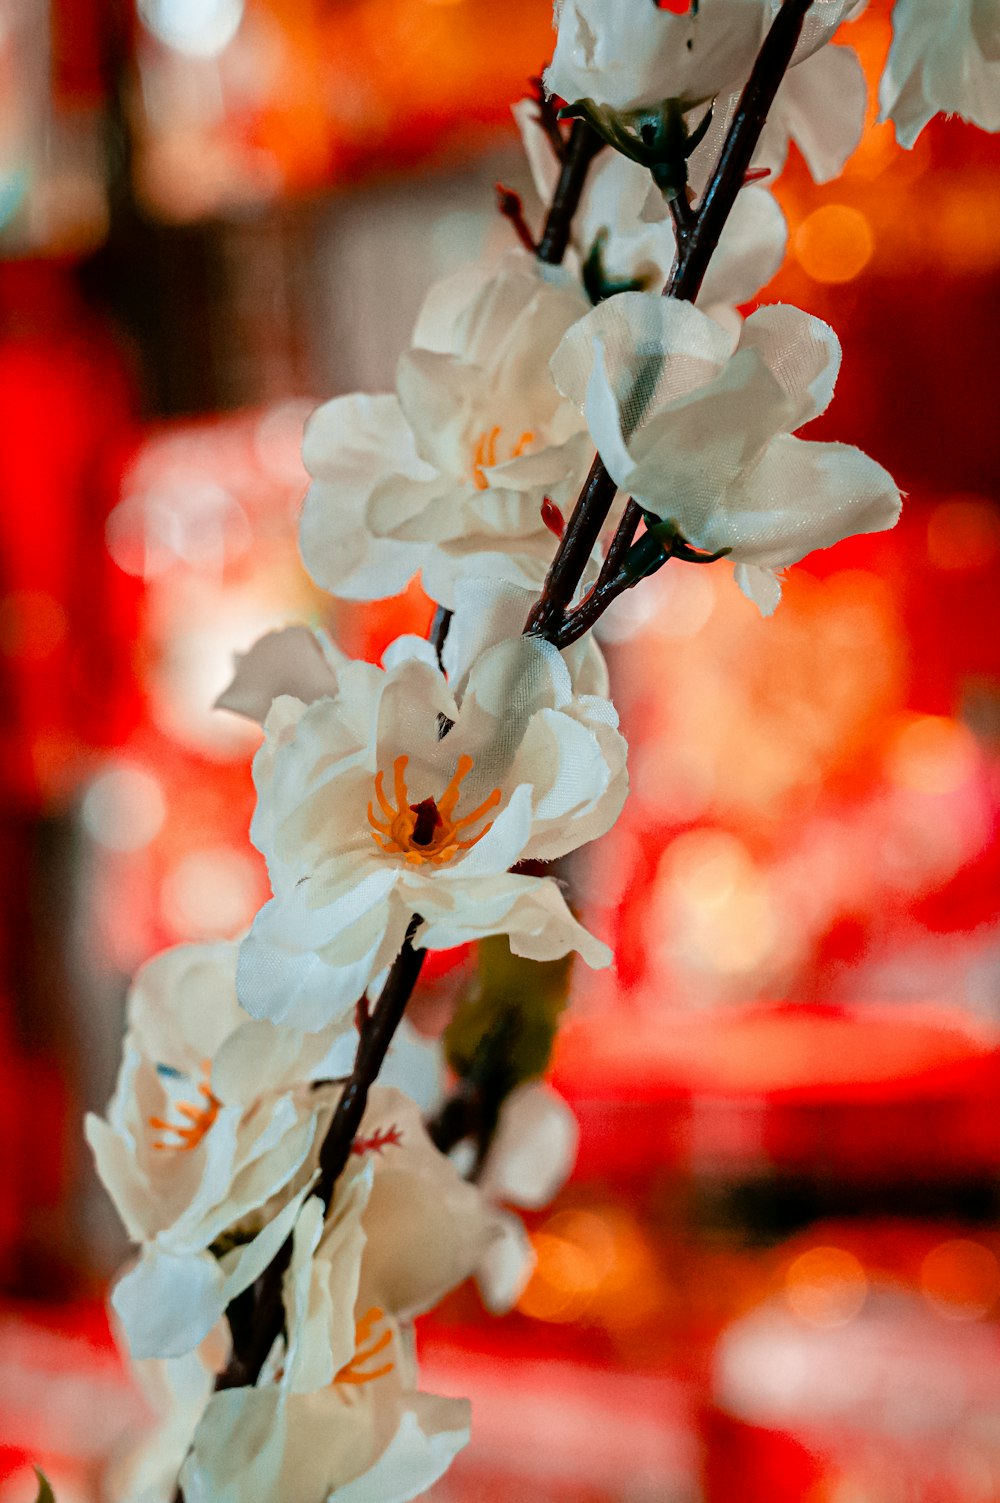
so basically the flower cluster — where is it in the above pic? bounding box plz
[89,0,998,1497]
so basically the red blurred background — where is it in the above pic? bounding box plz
[2,1,1000,1499]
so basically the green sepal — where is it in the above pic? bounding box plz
[645,516,732,564]
[621,528,671,584]
[582,231,649,306]
[557,97,712,203]
[33,1470,56,1503]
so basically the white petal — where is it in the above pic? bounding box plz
[739,304,842,426]
[214,627,343,726]
[329,1402,471,1503]
[551,292,732,431]
[720,431,902,568]
[299,393,431,602]
[698,185,788,311]
[475,1211,535,1315]
[734,562,783,615]
[113,1247,225,1361]
[237,880,399,1032]
[479,1082,579,1210]
[770,44,867,184]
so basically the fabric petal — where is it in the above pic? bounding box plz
[214,627,343,726]
[112,1247,226,1361]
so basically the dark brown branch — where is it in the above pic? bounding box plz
[315,921,425,1203]
[526,0,816,645]
[208,925,426,1392]
[429,605,452,667]
[595,498,642,592]
[523,454,619,638]
[665,0,814,304]
[536,118,603,266]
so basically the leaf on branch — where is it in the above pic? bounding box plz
[444,936,573,1098]
[32,1470,56,1503]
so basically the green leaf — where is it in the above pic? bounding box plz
[33,1470,56,1503]
[444,936,573,1096]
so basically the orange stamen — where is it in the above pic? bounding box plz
[149,1063,220,1152]
[366,754,501,866]
[335,1307,395,1387]
[471,426,535,490]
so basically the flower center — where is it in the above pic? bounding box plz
[335,1307,394,1386]
[149,1060,220,1152]
[471,426,535,490]
[367,753,501,866]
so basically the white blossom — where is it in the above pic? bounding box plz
[474,1081,579,1314]
[85,942,353,1360]
[299,254,593,609]
[879,0,1000,148]
[545,0,863,116]
[179,1089,500,1503]
[368,1007,578,1315]
[238,623,626,1032]
[551,293,901,614]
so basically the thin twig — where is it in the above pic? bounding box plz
[207,927,426,1389]
[536,118,603,265]
[523,454,619,638]
[526,0,816,645]
[665,0,814,305]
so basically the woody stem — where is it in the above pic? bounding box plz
[526,0,817,644]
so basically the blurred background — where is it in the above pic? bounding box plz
[2,0,1000,1498]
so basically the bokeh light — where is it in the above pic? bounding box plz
[920,1241,1000,1323]
[793,204,874,284]
[885,715,979,797]
[784,1247,868,1329]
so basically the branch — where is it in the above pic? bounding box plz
[523,453,619,638]
[206,925,426,1391]
[526,0,816,644]
[536,118,604,266]
[315,920,426,1204]
[666,0,815,305]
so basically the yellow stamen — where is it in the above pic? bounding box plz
[335,1307,395,1387]
[366,753,501,866]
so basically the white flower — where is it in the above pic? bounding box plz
[179,1088,500,1503]
[86,942,354,1360]
[879,0,1000,148]
[513,98,787,324]
[216,583,609,733]
[106,1327,228,1503]
[551,293,901,614]
[238,623,626,1032]
[545,0,863,115]
[299,254,593,609]
[371,1016,578,1314]
[475,1081,579,1314]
